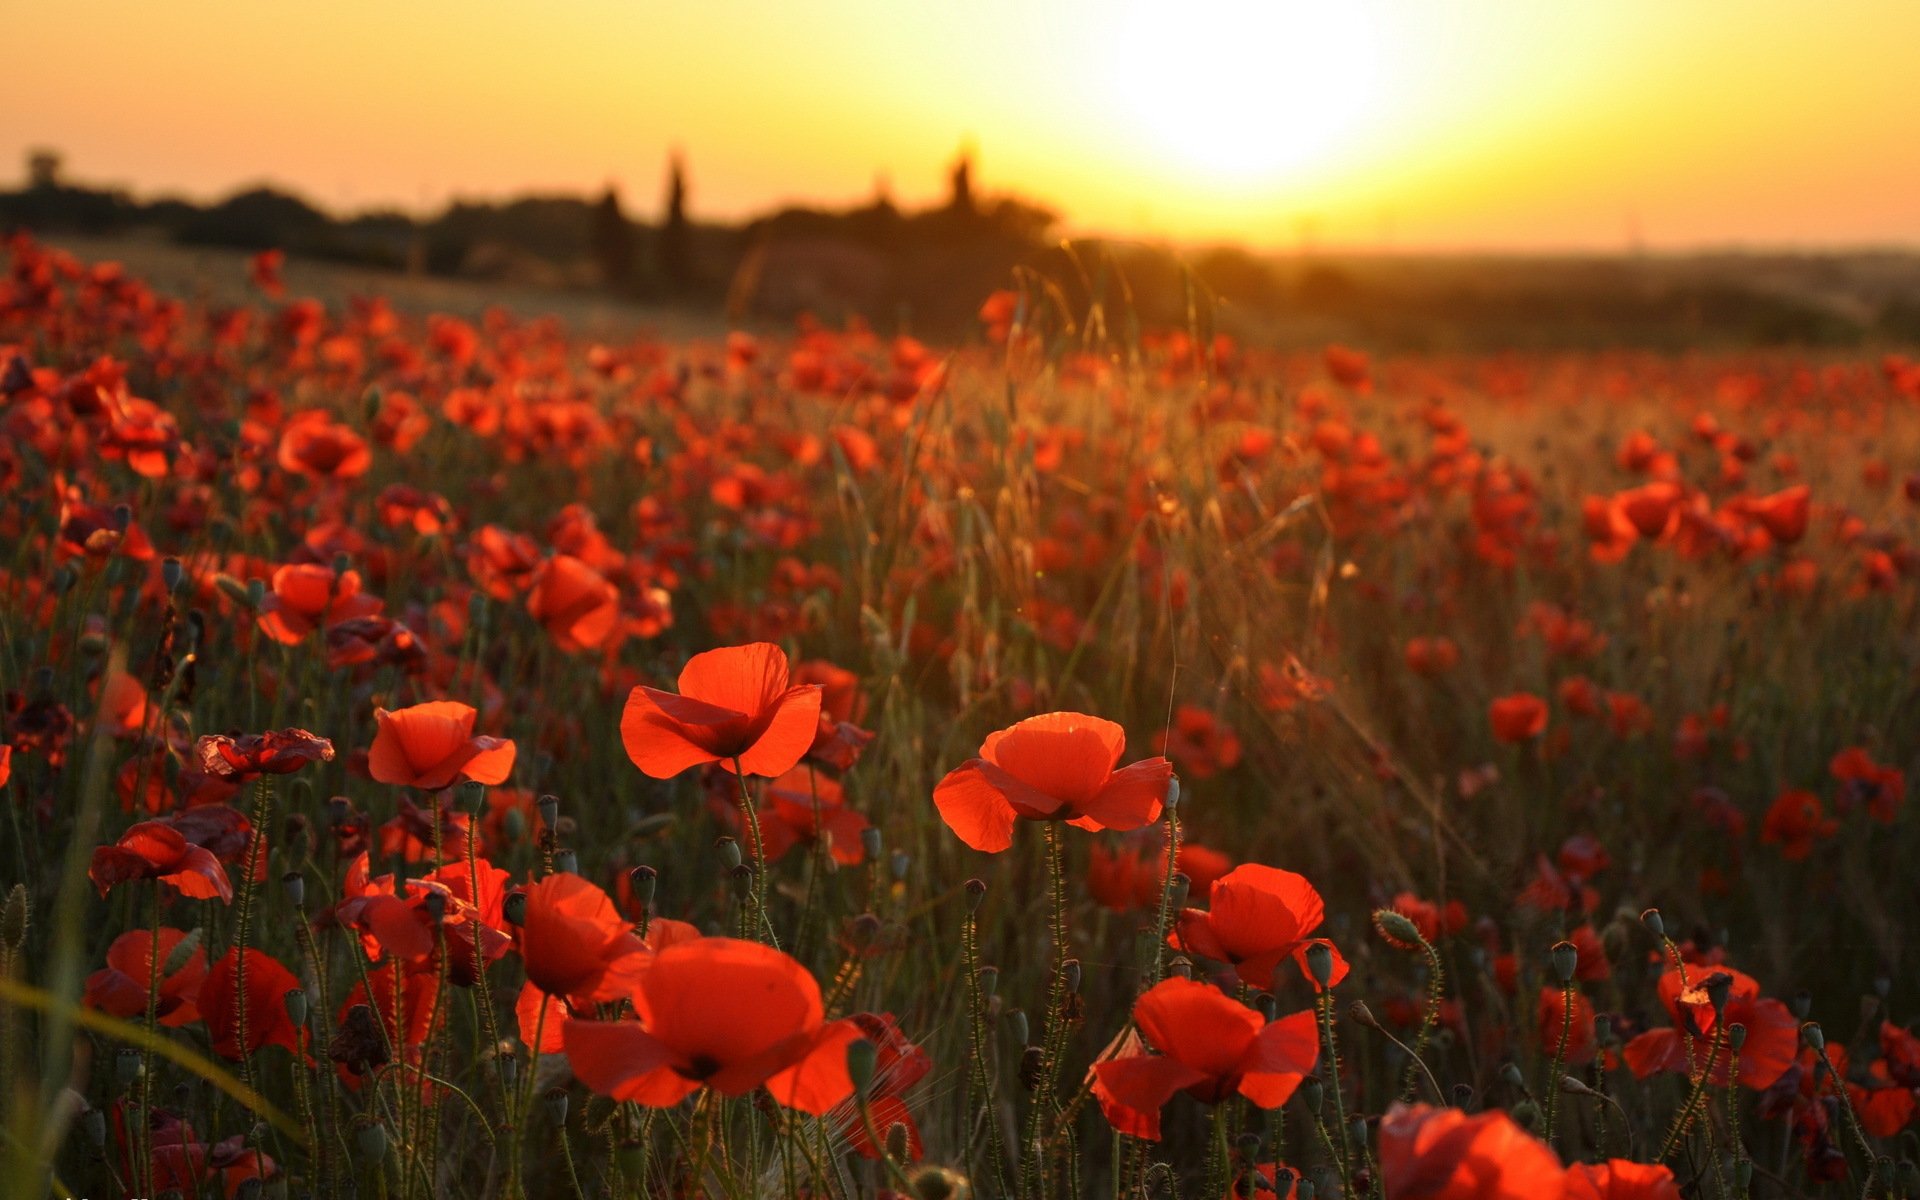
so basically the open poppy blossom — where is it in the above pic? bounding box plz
[334,968,442,1089]
[526,553,621,652]
[755,766,872,865]
[1172,863,1347,992]
[367,701,515,789]
[277,410,371,480]
[1489,693,1549,743]
[1090,977,1318,1141]
[1622,966,1798,1088]
[1376,1103,1565,1200]
[932,712,1172,853]
[562,936,862,1113]
[836,1012,932,1161]
[90,821,233,902]
[512,873,648,1006]
[200,947,308,1061]
[256,563,382,644]
[620,642,823,778]
[194,728,335,781]
[83,928,206,1026]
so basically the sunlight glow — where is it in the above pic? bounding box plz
[1102,0,1388,189]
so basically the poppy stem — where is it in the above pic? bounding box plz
[1543,979,1574,1144]
[732,758,780,949]
[1657,1025,1724,1159]
[1023,821,1071,1200]
[1315,989,1355,1198]
[1148,806,1182,986]
[231,774,277,1096]
[962,902,1010,1195]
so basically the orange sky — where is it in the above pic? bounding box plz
[9,0,1920,251]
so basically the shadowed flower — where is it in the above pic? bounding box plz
[194,729,335,782]
[201,947,307,1061]
[526,554,621,652]
[513,873,647,1005]
[1623,966,1798,1088]
[1563,1159,1682,1200]
[256,563,382,644]
[562,936,862,1113]
[1091,977,1318,1141]
[1489,693,1549,743]
[90,822,233,902]
[932,712,1171,853]
[368,701,515,790]
[621,642,823,778]
[83,928,206,1026]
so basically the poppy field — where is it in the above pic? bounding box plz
[2,232,1919,1200]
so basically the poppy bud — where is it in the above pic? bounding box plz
[1510,1099,1540,1129]
[1451,1083,1475,1109]
[729,864,755,900]
[1254,992,1277,1021]
[1373,909,1422,946]
[356,1120,388,1161]
[1348,999,1380,1029]
[1347,1113,1368,1146]
[616,1140,646,1180]
[214,573,252,607]
[503,806,527,841]
[1062,958,1081,994]
[885,1121,910,1162]
[423,890,447,924]
[1018,1044,1045,1091]
[1800,1021,1824,1051]
[1500,1062,1526,1090]
[965,878,987,911]
[0,884,27,952]
[861,827,884,861]
[1304,942,1334,988]
[1301,1075,1324,1113]
[246,577,267,609]
[503,891,528,926]
[161,556,184,594]
[284,988,308,1028]
[502,1054,519,1087]
[553,849,577,876]
[1169,955,1192,979]
[1559,1074,1596,1096]
[82,1107,106,1149]
[111,503,132,532]
[544,1088,569,1125]
[1236,1132,1262,1162]
[1640,908,1665,938]
[977,966,999,998]
[1164,774,1182,810]
[282,871,305,910]
[1703,972,1732,1016]
[1167,873,1190,912]
[715,837,742,869]
[1007,1009,1029,1047]
[629,865,657,907]
[538,794,560,830]
[1726,1022,1746,1051]
[459,780,487,813]
[891,850,910,881]
[1549,940,1579,984]
[116,1048,142,1086]
[847,1037,878,1098]
[1297,1181,1316,1200]
[1734,1159,1755,1191]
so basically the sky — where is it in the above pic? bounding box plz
[8,0,1920,252]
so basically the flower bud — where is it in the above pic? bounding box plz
[847,1038,878,1098]
[538,794,560,830]
[1510,1099,1540,1129]
[1549,940,1579,984]
[715,837,742,870]
[503,891,528,926]
[965,878,987,912]
[356,1120,388,1161]
[1300,1075,1324,1113]
[1164,775,1181,811]
[1374,909,1423,946]
[544,1088,569,1125]
[281,871,305,910]
[1801,1021,1825,1051]
[1304,942,1334,988]
[977,966,999,998]
[629,865,657,908]
[246,577,267,609]
[1500,1062,1526,1090]
[1640,908,1665,938]
[1007,1009,1029,1047]
[861,827,884,861]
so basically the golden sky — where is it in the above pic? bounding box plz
[9,0,1919,250]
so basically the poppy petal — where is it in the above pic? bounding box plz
[1091,1054,1208,1141]
[931,761,1020,852]
[562,1019,700,1107]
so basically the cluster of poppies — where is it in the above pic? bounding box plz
[2,235,1917,1199]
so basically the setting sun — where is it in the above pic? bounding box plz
[1102,0,1388,189]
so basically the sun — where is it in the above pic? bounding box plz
[1103,0,1387,190]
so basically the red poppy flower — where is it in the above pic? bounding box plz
[794,659,875,771]
[97,670,152,739]
[1153,705,1242,781]
[756,766,872,865]
[562,936,861,1113]
[1830,747,1905,824]
[0,745,10,788]
[1489,693,1549,744]
[201,948,307,1061]
[83,928,206,1026]
[335,968,442,1088]
[1616,481,1683,539]
[1090,977,1318,1141]
[1172,864,1348,992]
[620,643,823,779]
[256,563,382,644]
[1376,1103,1564,1200]
[111,1103,207,1196]
[1563,1159,1683,1200]
[1088,841,1160,912]
[1747,483,1811,543]
[1538,986,1596,1064]
[1622,966,1798,1088]
[513,873,648,1005]
[90,822,233,902]
[368,701,516,790]
[838,1012,932,1161]
[1759,788,1838,860]
[194,728,335,782]
[277,410,371,480]
[1175,844,1234,894]
[932,712,1172,853]
[526,554,621,652]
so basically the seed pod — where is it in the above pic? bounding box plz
[1062,959,1082,994]
[1549,940,1579,984]
[1018,1044,1045,1091]
[1640,908,1665,938]
[729,864,755,900]
[1727,1022,1747,1051]
[1451,1083,1475,1109]
[355,1120,388,1161]
[629,865,658,908]
[1510,1098,1540,1129]
[715,837,742,870]
[1006,1008,1029,1047]
[553,849,578,876]
[458,780,487,814]
[423,890,447,924]
[860,827,884,860]
[1801,1022,1825,1051]
[502,891,528,926]
[890,850,910,881]
[1304,942,1334,988]
[1500,1062,1526,1090]
[281,871,306,910]
[1164,775,1182,811]
[284,988,308,1028]
[1167,873,1190,912]
[977,966,999,998]
[161,557,185,593]
[544,1088,569,1125]
[538,794,560,830]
